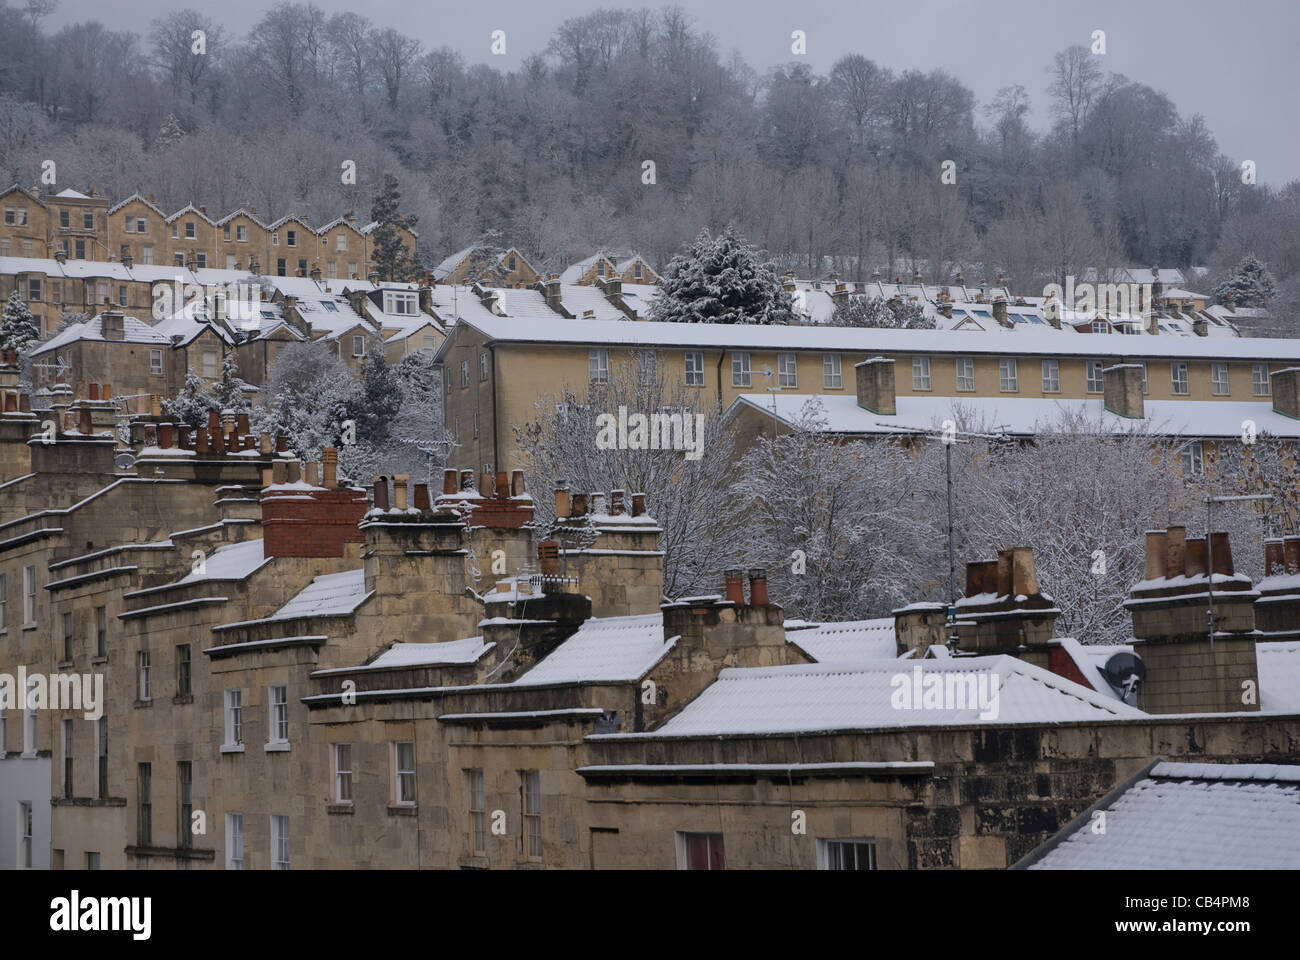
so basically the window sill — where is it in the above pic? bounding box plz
[91,656,107,665]
[387,804,418,817]
[220,743,245,754]
[327,803,354,815]
[264,741,290,753]
[133,699,152,709]
[172,695,193,705]
[21,623,37,632]
[458,855,489,870]
[57,659,73,670]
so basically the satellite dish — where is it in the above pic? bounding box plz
[114,452,136,471]
[1101,651,1146,704]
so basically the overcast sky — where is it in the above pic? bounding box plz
[52,0,1300,185]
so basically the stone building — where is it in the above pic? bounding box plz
[0,378,1296,869]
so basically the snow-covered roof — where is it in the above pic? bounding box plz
[425,284,506,327]
[785,618,899,664]
[1257,641,1300,713]
[512,612,675,686]
[559,253,615,285]
[272,569,369,620]
[365,637,494,668]
[176,539,269,584]
[558,284,628,322]
[164,203,215,225]
[53,188,92,200]
[153,305,236,346]
[1024,762,1300,869]
[212,207,268,228]
[32,312,170,355]
[728,393,1300,439]
[610,655,1141,738]
[107,193,166,217]
[444,314,1297,362]
[267,214,312,230]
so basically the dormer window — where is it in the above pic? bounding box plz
[383,291,417,315]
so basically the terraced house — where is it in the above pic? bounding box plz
[0,382,1296,868]
[434,315,1300,476]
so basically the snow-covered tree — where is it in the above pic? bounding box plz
[162,369,214,429]
[514,350,733,597]
[210,353,254,412]
[369,173,419,281]
[1,290,41,352]
[1214,254,1277,307]
[649,227,795,325]
[56,309,90,333]
[729,399,946,621]
[252,342,361,463]
[831,295,929,329]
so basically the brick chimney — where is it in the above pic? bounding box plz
[855,357,896,416]
[953,548,1060,663]
[1124,526,1260,714]
[642,573,810,731]
[1102,363,1145,419]
[260,449,367,558]
[991,296,1011,328]
[100,309,126,341]
[1255,536,1300,641]
[1270,368,1299,420]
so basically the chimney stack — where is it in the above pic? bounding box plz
[1102,363,1145,419]
[855,358,896,416]
[991,296,1010,328]
[554,482,571,519]
[372,476,390,510]
[747,568,770,606]
[100,309,126,341]
[723,568,746,605]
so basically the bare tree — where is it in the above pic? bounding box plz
[1047,44,1104,146]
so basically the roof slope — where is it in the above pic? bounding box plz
[512,612,674,685]
[785,618,898,664]
[634,655,1141,737]
[1026,762,1300,869]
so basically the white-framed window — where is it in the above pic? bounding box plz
[141,245,153,265]
[589,349,609,384]
[394,741,416,805]
[271,814,290,869]
[223,690,243,748]
[422,336,436,353]
[226,813,244,869]
[676,831,724,870]
[225,254,237,269]
[685,351,704,386]
[777,353,797,387]
[468,769,486,854]
[956,357,975,392]
[1091,320,1108,333]
[333,744,352,803]
[479,353,488,381]
[1181,441,1204,476]
[911,356,931,391]
[236,225,247,242]
[271,232,279,246]
[1171,362,1189,395]
[352,335,365,358]
[818,837,877,870]
[19,802,32,869]
[86,852,100,870]
[460,359,469,387]
[1253,363,1270,396]
[223,223,231,240]
[22,564,35,625]
[4,205,28,225]
[1086,360,1104,393]
[286,229,297,247]
[185,221,196,239]
[149,349,163,376]
[731,352,751,387]
[137,650,151,701]
[201,351,217,378]
[336,234,347,251]
[823,354,842,389]
[998,358,1018,392]
[124,216,136,233]
[522,770,542,859]
[1211,362,1229,395]
[267,686,288,747]
[383,291,417,315]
